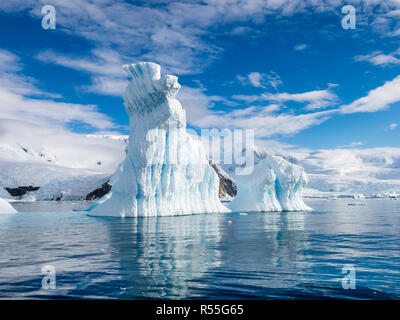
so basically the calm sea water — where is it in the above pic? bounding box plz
[0,199,399,299]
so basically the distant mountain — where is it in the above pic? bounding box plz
[0,134,127,201]
[263,146,400,199]
[1,130,399,202]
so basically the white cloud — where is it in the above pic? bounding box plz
[27,0,222,75]
[337,141,364,148]
[0,49,20,72]
[188,100,334,138]
[234,88,338,110]
[190,72,400,139]
[0,49,116,131]
[0,88,114,130]
[248,72,264,88]
[288,146,400,196]
[1,0,398,82]
[389,123,397,130]
[237,71,282,89]
[36,49,128,96]
[355,50,400,66]
[340,75,400,114]
[172,77,335,138]
[0,49,61,98]
[388,29,400,36]
[294,43,308,51]
[177,86,217,124]
[1,1,400,146]
[83,76,128,97]
[0,49,122,174]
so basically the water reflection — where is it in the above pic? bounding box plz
[1,200,399,299]
[0,211,117,299]
[187,211,310,297]
[104,210,311,298]
[105,213,223,298]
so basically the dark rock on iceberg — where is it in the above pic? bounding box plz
[85,181,112,201]
[4,186,40,197]
[208,160,237,198]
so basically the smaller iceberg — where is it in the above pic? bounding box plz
[224,149,311,212]
[0,197,17,214]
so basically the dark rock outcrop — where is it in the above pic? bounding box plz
[208,160,237,198]
[4,186,40,197]
[85,181,112,201]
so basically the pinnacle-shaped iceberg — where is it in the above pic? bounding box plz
[89,62,229,217]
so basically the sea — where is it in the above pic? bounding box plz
[0,199,399,299]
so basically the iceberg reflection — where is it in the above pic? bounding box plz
[106,213,222,298]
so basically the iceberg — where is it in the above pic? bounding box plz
[0,197,17,214]
[224,149,311,212]
[89,62,229,217]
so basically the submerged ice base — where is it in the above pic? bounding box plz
[89,62,228,217]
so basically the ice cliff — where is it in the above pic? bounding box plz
[89,62,229,217]
[0,197,16,214]
[223,148,311,212]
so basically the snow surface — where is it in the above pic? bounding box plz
[89,62,229,217]
[0,119,126,201]
[0,197,16,213]
[282,147,400,199]
[223,147,311,212]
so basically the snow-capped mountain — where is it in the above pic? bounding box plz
[264,146,400,199]
[0,120,127,201]
[1,114,399,202]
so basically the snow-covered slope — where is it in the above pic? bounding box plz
[0,119,127,201]
[2,116,398,203]
[89,62,229,217]
[0,197,16,213]
[264,147,400,199]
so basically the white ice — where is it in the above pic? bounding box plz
[225,149,312,212]
[89,62,229,217]
[0,197,16,213]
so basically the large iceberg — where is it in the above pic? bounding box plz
[89,62,229,217]
[224,148,311,212]
[0,197,17,214]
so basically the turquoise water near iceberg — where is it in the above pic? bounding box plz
[0,199,399,299]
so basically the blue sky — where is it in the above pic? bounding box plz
[0,0,399,151]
